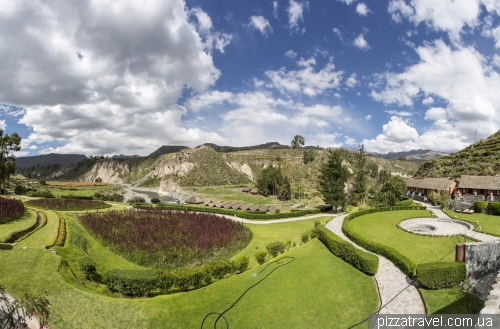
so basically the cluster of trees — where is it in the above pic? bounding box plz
[0,130,21,195]
[291,135,317,164]
[255,165,291,201]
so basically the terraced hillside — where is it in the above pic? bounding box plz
[415,130,500,177]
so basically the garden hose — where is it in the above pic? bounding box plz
[200,256,296,329]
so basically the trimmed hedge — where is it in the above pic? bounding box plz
[105,269,157,297]
[491,202,500,216]
[60,195,94,200]
[0,243,13,250]
[416,262,466,289]
[16,210,48,243]
[341,206,428,275]
[395,197,414,207]
[474,201,488,214]
[54,211,67,246]
[314,226,378,276]
[150,203,321,220]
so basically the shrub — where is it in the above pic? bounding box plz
[78,256,96,280]
[395,197,413,207]
[309,230,317,240]
[255,250,268,265]
[492,202,500,216]
[16,210,48,242]
[14,185,26,195]
[474,201,488,214]
[314,226,378,276]
[25,198,110,211]
[171,267,210,291]
[0,242,13,250]
[266,241,285,257]
[0,197,25,224]
[54,211,67,246]
[301,233,309,244]
[416,262,466,289]
[38,178,46,185]
[151,197,161,204]
[156,270,175,294]
[207,259,233,280]
[128,196,146,204]
[26,189,54,198]
[105,269,157,297]
[232,255,250,273]
[275,208,280,214]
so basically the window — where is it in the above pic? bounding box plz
[479,189,484,195]
[468,189,472,194]
[463,189,466,194]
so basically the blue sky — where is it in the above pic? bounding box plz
[1,0,500,157]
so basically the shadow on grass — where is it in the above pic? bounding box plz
[432,293,484,314]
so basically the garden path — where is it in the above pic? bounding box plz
[325,214,426,314]
[422,202,500,242]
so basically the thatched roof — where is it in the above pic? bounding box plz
[268,206,277,213]
[221,203,234,209]
[405,177,456,190]
[185,196,205,204]
[204,200,212,206]
[207,203,216,207]
[249,205,260,211]
[242,187,251,192]
[240,204,251,211]
[229,204,242,210]
[258,206,268,212]
[458,175,500,190]
[214,203,224,208]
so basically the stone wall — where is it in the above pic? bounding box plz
[465,241,500,279]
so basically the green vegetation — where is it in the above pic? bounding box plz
[302,148,316,164]
[317,148,350,211]
[0,208,37,242]
[375,175,407,206]
[493,202,500,215]
[350,145,368,206]
[444,209,500,236]
[25,198,111,211]
[416,262,466,289]
[0,129,21,195]
[421,287,484,314]
[255,165,291,200]
[474,201,488,214]
[291,135,305,149]
[416,129,500,177]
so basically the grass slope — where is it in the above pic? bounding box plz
[420,287,483,314]
[0,208,37,242]
[347,210,474,264]
[416,129,500,177]
[0,218,379,329]
[444,209,500,236]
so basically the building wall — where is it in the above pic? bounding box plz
[464,241,500,279]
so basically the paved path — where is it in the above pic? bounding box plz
[325,214,426,314]
[421,202,500,242]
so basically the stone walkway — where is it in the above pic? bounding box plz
[325,214,426,314]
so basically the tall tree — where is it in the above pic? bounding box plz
[351,144,368,206]
[377,175,407,206]
[291,135,305,149]
[0,130,21,194]
[256,165,291,200]
[317,149,350,212]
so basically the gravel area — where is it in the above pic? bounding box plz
[470,272,497,301]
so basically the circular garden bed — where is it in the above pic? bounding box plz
[79,209,252,269]
[25,198,111,211]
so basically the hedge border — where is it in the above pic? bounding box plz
[416,262,466,289]
[16,209,48,242]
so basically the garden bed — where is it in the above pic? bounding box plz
[25,198,111,211]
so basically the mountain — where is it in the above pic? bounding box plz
[15,154,87,168]
[148,145,189,157]
[370,149,448,162]
[415,130,500,177]
[111,154,139,159]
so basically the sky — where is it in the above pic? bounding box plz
[1,0,500,157]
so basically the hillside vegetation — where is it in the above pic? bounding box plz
[415,130,500,177]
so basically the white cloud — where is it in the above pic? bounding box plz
[365,114,372,120]
[384,110,413,116]
[265,59,344,96]
[297,57,316,67]
[424,107,447,120]
[483,25,500,48]
[338,0,357,4]
[344,136,357,145]
[333,27,344,42]
[356,3,370,16]
[273,1,279,18]
[353,34,370,50]
[493,54,500,68]
[248,15,273,37]
[0,120,6,131]
[387,0,481,42]
[346,73,358,87]
[1,0,229,155]
[422,96,434,105]
[285,50,297,58]
[382,116,418,142]
[287,0,307,32]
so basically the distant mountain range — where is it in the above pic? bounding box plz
[15,154,87,168]
[370,149,449,162]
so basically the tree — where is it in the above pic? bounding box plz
[256,165,291,200]
[291,135,305,149]
[398,156,407,161]
[0,130,21,195]
[378,175,407,206]
[351,145,368,206]
[302,149,316,164]
[317,149,350,212]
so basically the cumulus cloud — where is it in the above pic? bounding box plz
[365,114,372,120]
[285,50,297,58]
[338,0,357,4]
[356,3,370,16]
[0,0,229,155]
[273,1,279,18]
[346,74,358,87]
[287,0,307,33]
[385,110,413,116]
[422,96,434,105]
[424,107,447,120]
[248,15,273,36]
[353,34,370,50]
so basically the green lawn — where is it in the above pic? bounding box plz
[43,185,123,198]
[192,186,289,206]
[444,209,500,236]
[347,210,473,264]
[0,208,379,329]
[420,287,484,314]
[0,208,37,242]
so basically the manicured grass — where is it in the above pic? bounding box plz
[25,198,112,211]
[347,210,474,264]
[0,224,379,329]
[0,208,37,242]
[235,217,330,267]
[42,183,123,198]
[444,209,500,236]
[193,186,284,206]
[420,287,484,314]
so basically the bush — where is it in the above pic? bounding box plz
[395,197,413,207]
[151,197,161,204]
[26,189,54,198]
[128,196,146,204]
[314,226,378,276]
[104,269,157,297]
[232,255,250,273]
[301,233,309,243]
[38,178,46,185]
[416,262,466,289]
[275,208,280,214]
[0,243,13,250]
[474,201,488,214]
[78,256,96,280]
[492,202,500,216]
[171,267,210,291]
[54,211,67,246]
[14,184,26,195]
[255,250,268,265]
[206,259,233,280]
[266,241,285,257]
[0,197,25,224]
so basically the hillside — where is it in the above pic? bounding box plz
[16,154,87,168]
[371,149,448,162]
[415,130,500,177]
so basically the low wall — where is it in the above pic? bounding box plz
[464,241,500,279]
